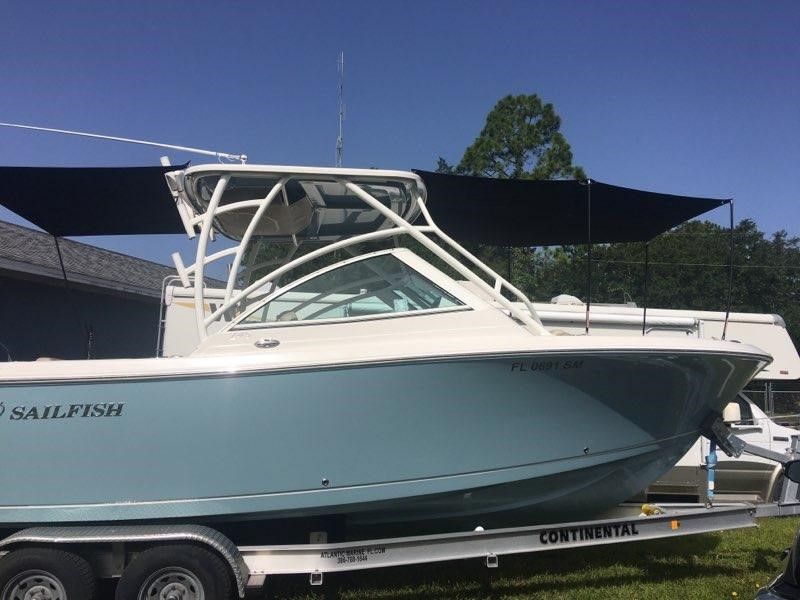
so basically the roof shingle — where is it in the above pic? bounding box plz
[0,220,183,299]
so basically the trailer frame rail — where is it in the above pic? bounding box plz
[240,504,757,586]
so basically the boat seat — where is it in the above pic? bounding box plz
[217,196,314,238]
[550,329,573,336]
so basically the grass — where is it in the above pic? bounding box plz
[263,516,800,600]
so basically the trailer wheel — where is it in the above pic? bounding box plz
[0,547,95,600]
[115,545,232,600]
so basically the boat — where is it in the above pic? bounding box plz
[531,296,800,382]
[516,296,800,504]
[161,261,800,509]
[0,164,771,533]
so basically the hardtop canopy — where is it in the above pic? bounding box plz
[176,165,424,241]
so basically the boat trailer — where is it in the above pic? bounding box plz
[1,425,799,598]
[0,501,798,598]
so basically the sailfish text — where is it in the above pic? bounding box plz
[8,403,125,420]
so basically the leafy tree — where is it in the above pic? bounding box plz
[438,94,586,180]
[436,94,586,279]
[434,95,799,356]
[512,219,800,348]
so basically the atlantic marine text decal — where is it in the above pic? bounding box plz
[320,545,387,565]
[2,403,125,421]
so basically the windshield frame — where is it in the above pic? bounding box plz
[227,248,476,331]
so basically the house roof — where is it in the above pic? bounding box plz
[0,220,186,299]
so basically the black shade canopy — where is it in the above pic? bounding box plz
[0,165,728,244]
[414,170,729,246]
[0,164,187,236]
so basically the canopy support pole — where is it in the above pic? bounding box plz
[584,180,592,335]
[722,200,734,340]
[642,242,650,336]
[53,236,93,359]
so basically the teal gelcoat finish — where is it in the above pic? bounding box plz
[0,350,763,526]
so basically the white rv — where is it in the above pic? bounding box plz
[531,293,800,381]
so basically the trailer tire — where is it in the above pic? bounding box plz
[0,547,95,600]
[115,544,233,600]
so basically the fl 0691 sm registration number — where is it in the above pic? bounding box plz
[510,359,584,372]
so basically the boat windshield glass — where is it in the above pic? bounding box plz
[184,173,419,242]
[238,254,464,325]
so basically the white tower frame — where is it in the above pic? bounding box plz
[167,165,548,341]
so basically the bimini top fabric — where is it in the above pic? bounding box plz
[414,170,729,246]
[0,164,728,244]
[0,164,187,236]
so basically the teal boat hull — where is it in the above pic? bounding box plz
[0,350,765,529]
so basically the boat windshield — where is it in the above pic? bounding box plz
[237,253,464,325]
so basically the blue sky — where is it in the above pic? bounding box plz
[0,1,797,266]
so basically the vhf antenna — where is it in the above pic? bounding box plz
[0,122,248,164]
[336,51,344,167]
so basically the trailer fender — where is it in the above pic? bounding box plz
[0,524,248,598]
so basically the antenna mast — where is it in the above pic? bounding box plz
[336,51,344,167]
[0,122,247,163]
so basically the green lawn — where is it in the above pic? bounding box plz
[266,516,800,600]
